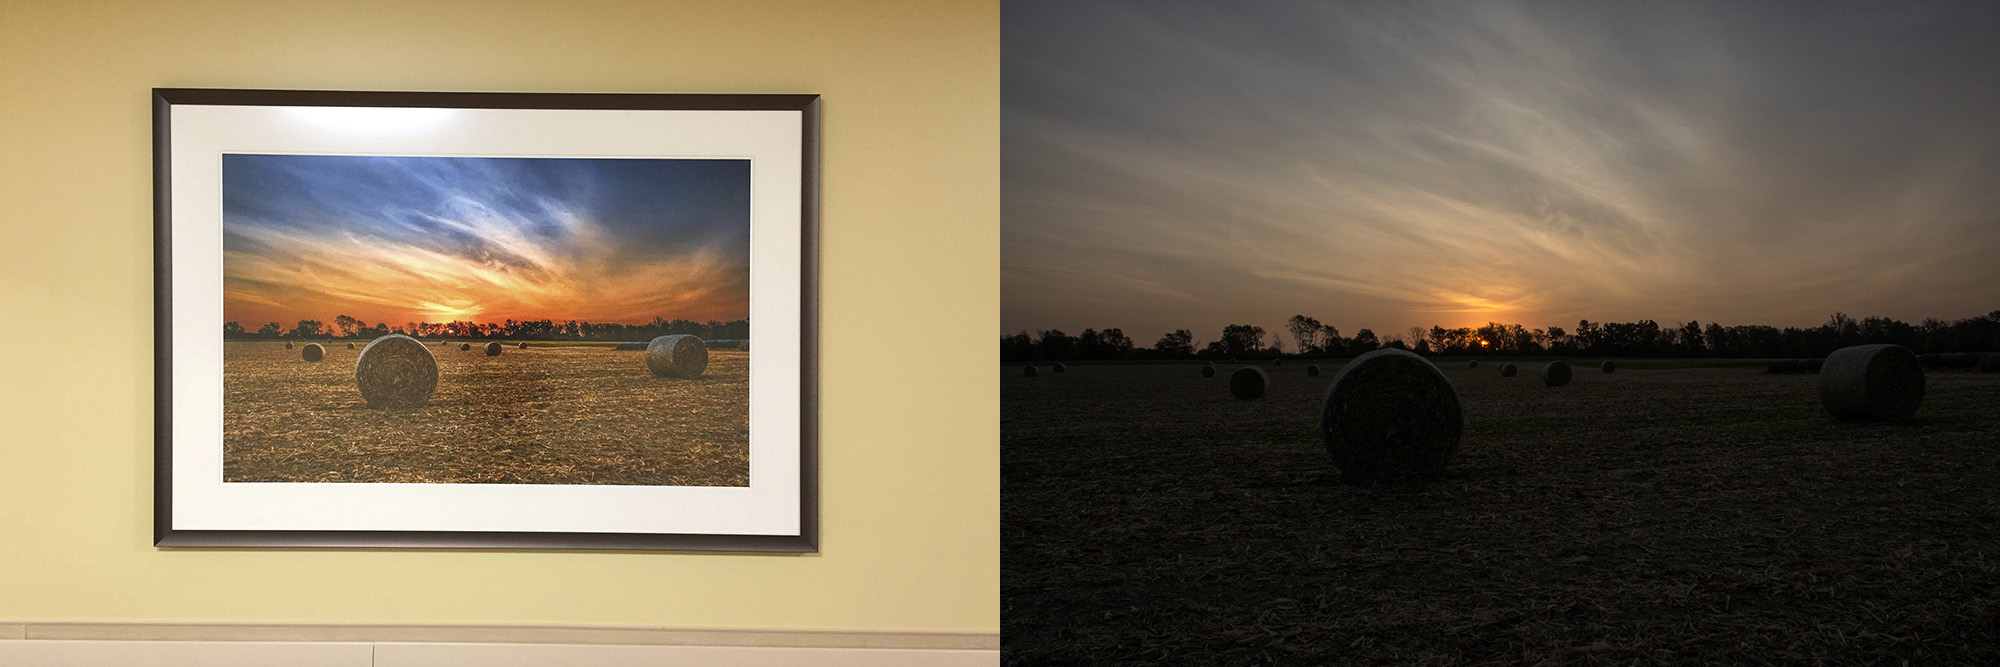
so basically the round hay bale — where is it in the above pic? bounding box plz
[1319,348,1463,482]
[1023,365,1039,377]
[1978,352,2000,373]
[1801,358,1824,373]
[1053,363,1066,373]
[284,341,293,349]
[1466,360,1479,369]
[646,334,709,378]
[1201,364,1216,378]
[1948,352,1981,368]
[518,342,528,349]
[1273,359,1283,367]
[1229,366,1267,400]
[301,343,324,362]
[345,342,355,350]
[459,342,470,351]
[1498,363,1517,378]
[1306,364,1320,377]
[1542,360,1572,386]
[1599,360,1615,374]
[484,341,502,356]
[1818,344,1923,421]
[354,334,438,409]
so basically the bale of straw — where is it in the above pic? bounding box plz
[354,334,438,409]
[459,342,470,351]
[1274,359,1283,367]
[301,343,324,362]
[484,341,502,356]
[1979,352,2000,373]
[1949,352,1981,368]
[1467,360,1479,368]
[1307,364,1321,377]
[1024,365,1039,377]
[1230,367,1267,400]
[1801,358,1824,373]
[1818,344,1923,421]
[284,341,294,349]
[518,342,528,349]
[1054,363,1066,373]
[1201,364,1216,378]
[614,342,648,351]
[1319,348,1463,482]
[1600,361,1615,374]
[1498,363,1517,378]
[646,334,709,378]
[346,342,355,349]
[1542,360,1572,386]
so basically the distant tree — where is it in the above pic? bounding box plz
[1153,329,1196,358]
[1319,324,1345,355]
[1200,340,1227,357]
[223,321,244,338]
[1001,331,1034,361]
[333,314,361,338]
[1405,327,1429,352]
[1037,329,1076,360]
[256,322,281,338]
[1285,315,1322,355]
[290,320,324,338]
[1098,328,1135,358]
[1218,324,1266,356]
[1350,328,1379,354]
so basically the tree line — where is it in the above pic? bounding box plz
[225,316,750,343]
[1001,311,2000,362]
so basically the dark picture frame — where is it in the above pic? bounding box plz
[154,88,818,551]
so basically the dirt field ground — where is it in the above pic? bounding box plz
[224,341,748,486]
[1004,360,2000,664]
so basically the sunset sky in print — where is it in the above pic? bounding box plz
[222,154,750,331]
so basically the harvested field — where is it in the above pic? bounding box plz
[1004,361,2000,664]
[224,341,749,485]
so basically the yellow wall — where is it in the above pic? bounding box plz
[0,1,997,633]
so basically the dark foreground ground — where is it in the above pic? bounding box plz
[1004,360,2000,665]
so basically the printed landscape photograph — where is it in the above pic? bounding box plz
[1003,1,2000,664]
[221,153,751,487]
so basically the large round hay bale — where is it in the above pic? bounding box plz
[1201,363,1216,378]
[1542,360,1572,386]
[1053,363,1066,373]
[1023,365,1039,377]
[1498,363,1517,378]
[354,334,438,409]
[284,341,293,349]
[459,342,470,351]
[1819,344,1923,421]
[484,341,502,356]
[1466,360,1479,369]
[1230,366,1267,400]
[1320,348,1463,482]
[1599,360,1615,374]
[1306,364,1320,377]
[646,334,709,378]
[301,343,324,362]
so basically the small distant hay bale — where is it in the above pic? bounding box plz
[614,341,648,351]
[346,342,355,349]
[1307,364,1321,377]
[1201,364,1216,378]
[1542,360,1572,386]
[1273,359,1283,367]
[1947,352,1981,368]
[1319,348,1463,482]
[518,342,528,349]
[301,343,324,362]
[284,341,294,349]
[1599,361,1615,374]
[459,342,470,351]
[1800,358,1824,373]
[1023,365,1039,377]
[1466,360,1479,369]
[1054,363,1067,373]
[646,334,709,378]
[1230,366,1267,400]
[1818,344,1923,421]
[1498,363,1517,378]
[484,341,502,356]
[1766,359,1797,374]
[354,334,438,409]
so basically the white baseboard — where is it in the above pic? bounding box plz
[0,623,1000,666]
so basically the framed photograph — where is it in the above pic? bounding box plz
[153,89,818,551]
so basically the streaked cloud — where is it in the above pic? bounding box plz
[1003,0,2000,342]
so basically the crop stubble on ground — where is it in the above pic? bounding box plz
[224,342,748,486]
[1004,362,2000,665]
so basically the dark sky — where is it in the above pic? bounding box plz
[1003,0,2000,345]
[222,155,750,329]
